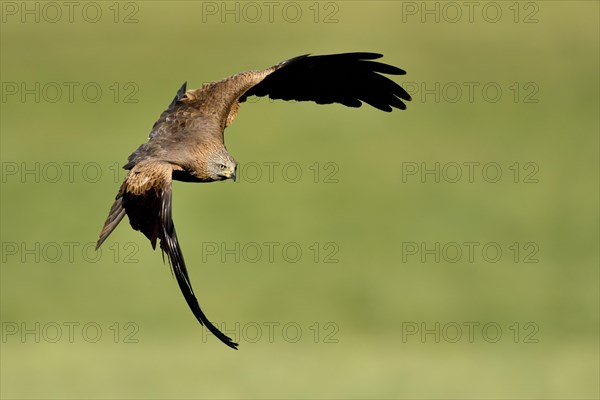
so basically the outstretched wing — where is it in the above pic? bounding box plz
[96,161,238,349]
[183,52,411,131]
[239,52,411,112]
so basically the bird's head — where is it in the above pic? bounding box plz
[206,150,238,182]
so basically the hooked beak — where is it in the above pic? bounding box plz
[225,165,237,182]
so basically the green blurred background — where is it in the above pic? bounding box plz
[1,1,598,398]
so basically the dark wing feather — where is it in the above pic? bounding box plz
[167,81,188,110]
[158,184,239,350]
[96,162,238,349]
[239,52,411,112]
[96,193,126,250]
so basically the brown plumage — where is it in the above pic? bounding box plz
[96,52,411,349]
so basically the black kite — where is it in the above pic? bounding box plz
[96,52,411,349]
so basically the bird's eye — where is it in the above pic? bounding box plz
[219,164,226,170]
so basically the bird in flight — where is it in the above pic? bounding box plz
[96,52,411,349]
